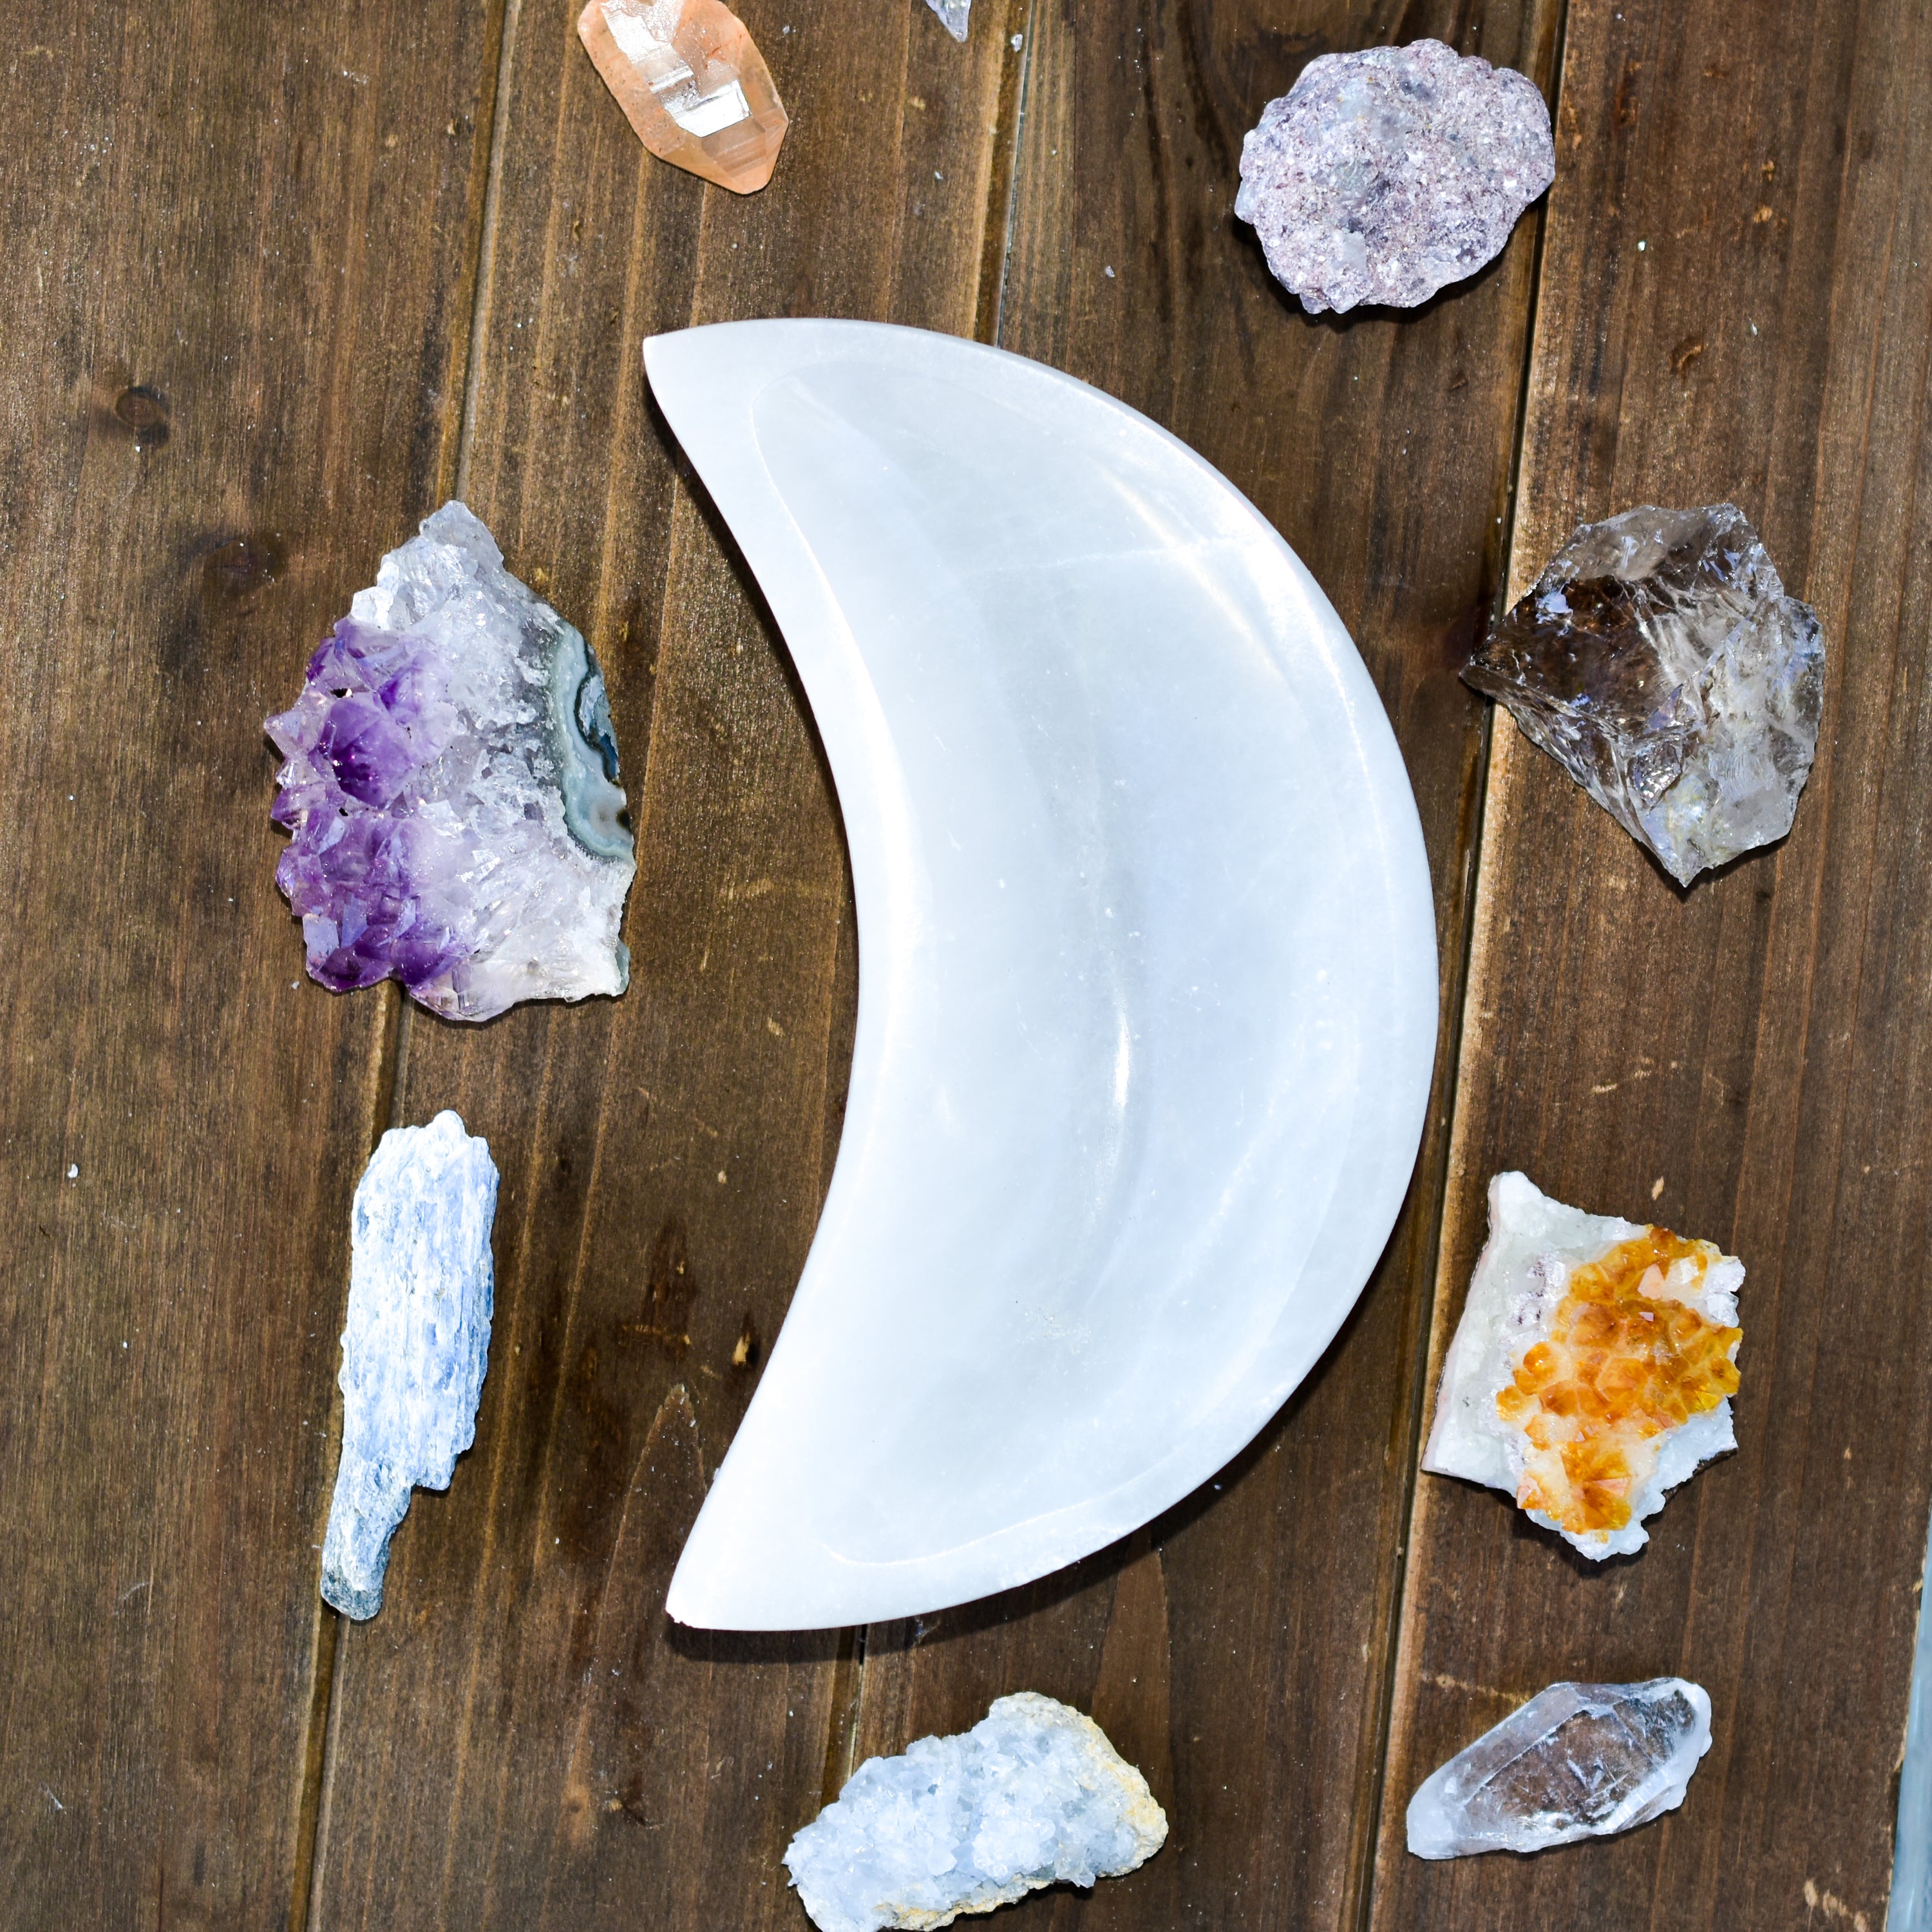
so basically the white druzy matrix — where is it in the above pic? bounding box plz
[1425,1172,1743,1559]
[321,1110,499,1619]
[784,1692,1168,1932]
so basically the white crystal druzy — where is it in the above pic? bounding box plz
[321,1111,498,1619]
[785,1692,1167,1932]
[1423,1172,1742,1558]
[1408,1678,1713,1857]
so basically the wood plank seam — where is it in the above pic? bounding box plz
[1347,765,1503,1921]
[290,983,411,1932]
[976,0,1044,349]
[1355,5,1576,1920]
[458,0,529,506]
[287,0,516,1915]
[819,1624,869,1815]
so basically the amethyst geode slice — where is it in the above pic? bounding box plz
[267,503,636,1021]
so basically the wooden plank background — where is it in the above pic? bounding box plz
[1374,0,1932,1927]
[1,0,1925,1926]
[0,2,498,1922]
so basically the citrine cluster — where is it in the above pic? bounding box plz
[1496,1230,1741,1535]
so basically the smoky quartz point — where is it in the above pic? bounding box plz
[1465,504,1824,885]
[1408,1678,1713,1859]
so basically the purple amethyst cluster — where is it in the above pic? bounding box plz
[267,502,635,1022]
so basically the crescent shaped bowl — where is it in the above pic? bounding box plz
[644,320,1437,1630]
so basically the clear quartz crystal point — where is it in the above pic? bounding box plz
[579,0,788,193]
[925,0,971,41]
[1407,1679,1713,1859]
[1464,503,1824,885]
[320,1112,498,1621]
[785,1692,1168,1932]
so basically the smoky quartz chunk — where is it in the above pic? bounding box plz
[1465,504,1824,885]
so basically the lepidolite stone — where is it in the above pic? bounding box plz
[1464,504,1824,884]
[1236,40,1553,314]
[267,502,636,1022]
[321,1112,498,1620]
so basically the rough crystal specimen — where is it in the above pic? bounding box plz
[267,502,635,1023]
[579,0,788,193]
[1235,40,1554,313]
[925,0,971,41]
[786,1692,1167,1932]
[1408,1678,1712,1857]
[1465,503,1824,884]
[1893,1508,1932,1924]
[321,1112,498,1620]
[1424,1173,1743,1559]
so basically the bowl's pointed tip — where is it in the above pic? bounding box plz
[663,1470,913,1631]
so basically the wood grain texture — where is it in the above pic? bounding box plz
[306,1,1025,1923]
[843,3,1560,1929]
[20,0,1918,1922]
[1375,0,1932,1925]
[0,3,497,1926]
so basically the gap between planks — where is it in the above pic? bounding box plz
[1350,1,1576,1923]
[288,0,517,1917]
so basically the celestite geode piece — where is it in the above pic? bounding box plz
[1467,504,1824,884]
[321,1111,498,1620]
[267,502,636,1021]
[785,1692,1168,1932]
[1235,39,1553,314]
[1408,1679,1713,1858]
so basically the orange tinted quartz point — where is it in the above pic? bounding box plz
[1496,1228,1741,1537]
[578,0,789,194]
